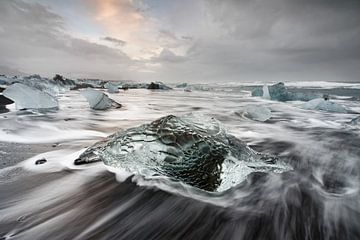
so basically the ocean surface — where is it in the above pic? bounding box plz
[0,82,360,240]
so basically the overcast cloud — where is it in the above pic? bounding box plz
[0,0,359,82]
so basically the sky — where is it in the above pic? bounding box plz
[0,0,359,83]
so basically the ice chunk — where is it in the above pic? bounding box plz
[81,89,121,110]
[243,105,271,122]
[176,83,187,88]
[262,84,271,100]
[302,98,347,113]
[104,82,119,93]
[252,82,320,101]
[184,86,192,92]
[350,116,360,125]
[75,114,291,192]
[3,83,58,110]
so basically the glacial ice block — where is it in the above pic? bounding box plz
[302,98,347,113]
[81,89,121,110]
[252,82,320,102]
[3,83,58,110]
[75,114,291,192]
[104,82,119,93]
[244,105,271,122]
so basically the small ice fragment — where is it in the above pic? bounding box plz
[104,82,119,93]
[244,105,271,122]
[81,89,121,110]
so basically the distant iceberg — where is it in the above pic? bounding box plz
[3,83,58,110]
[81,89,121,110]
[104,82,119,93]
[302,98,347,113]
[147,82,172,90]
[176,83,187,88]
[252,82,320,102]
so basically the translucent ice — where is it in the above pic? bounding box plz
[81,89,121,110]
[104,82,119,93]
[3,83,58,110]
[252,82,320,102]
[244,105,271,122]
[262,85,271,100]
[75,114,291,192]
[302,98,347,113]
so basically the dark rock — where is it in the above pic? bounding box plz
[35,158,47,165]
[0,105,9,113]
[147,82,172,90]
[53,74,76,86]
[0,95,14,105]
[71,83,94,90]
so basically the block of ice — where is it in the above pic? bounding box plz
[104,82,119,93]
[252,82,320,102]
[243,105,271,121]
[302,98,347,113]
[75,114,291,192]
[3,83,58,110]
[81,89,121,110]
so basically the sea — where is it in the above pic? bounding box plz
[0,81,359,240]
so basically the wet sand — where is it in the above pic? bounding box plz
[0,142,60,169]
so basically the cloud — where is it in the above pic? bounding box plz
[144,0,360,82]
[0,0,133,80]
[1,0,359,82]
[152,49,186,63]
[101,36,126,46]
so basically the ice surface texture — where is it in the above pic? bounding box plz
[3,83,58,109]
[81,89,121,110]
[75,115,290,191]
[302,98,347,113]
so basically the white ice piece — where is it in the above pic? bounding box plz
[302,98,347,113]
[3,83,58,109]
[244,105,271,122]
[104,82,119,93]
[81,89,119,110]
[262,84,271,100]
